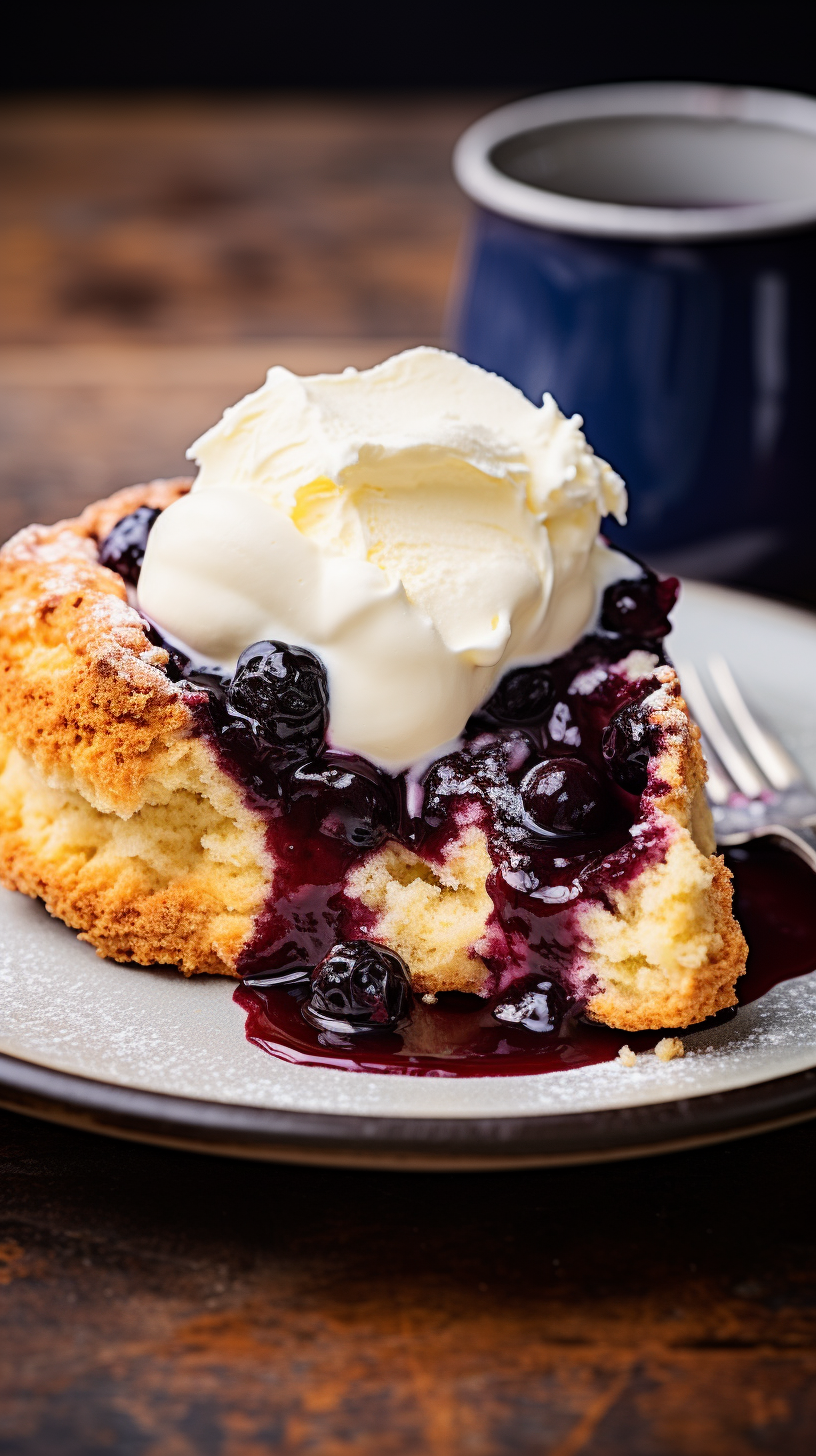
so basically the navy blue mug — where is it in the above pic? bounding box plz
[451,84,816,600]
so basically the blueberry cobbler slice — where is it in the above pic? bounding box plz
[0,349,747,1043]
[0,489,744,1034]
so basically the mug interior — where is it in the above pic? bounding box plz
[454,85,816,238]
[491,116,816,210]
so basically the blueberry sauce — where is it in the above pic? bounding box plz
[120,524,814,1078]
[234,842,816,1076]
[209,626,669,988]
[136,555,680,988]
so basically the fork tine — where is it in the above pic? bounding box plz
[707,654,801,791]
[676,660,766,798]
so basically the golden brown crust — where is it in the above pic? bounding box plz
[70,478,193,545]
[0,738,268,975]
[581,848,746,1030]
[0,478,195,815]
[581,662,747,1029]
[0,479,270,975]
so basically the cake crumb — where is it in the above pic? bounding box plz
[655,1037,685,1062]
[618,1045,637,1067]
[421,992,438,1006]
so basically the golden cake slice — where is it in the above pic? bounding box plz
[0,477,746,1032]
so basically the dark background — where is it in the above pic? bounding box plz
[3,0,816,95]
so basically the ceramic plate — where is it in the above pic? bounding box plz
[2,581,816,1170]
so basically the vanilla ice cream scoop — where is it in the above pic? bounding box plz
[138,347,627,768]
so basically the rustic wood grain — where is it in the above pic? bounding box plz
[0,94,496,541]
[2,1109,816,1454]
[1,96,816,1455]
[0,94,490,346]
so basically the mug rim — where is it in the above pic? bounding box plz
[453,82,816,242]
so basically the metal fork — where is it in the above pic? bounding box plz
[677,654,816,873]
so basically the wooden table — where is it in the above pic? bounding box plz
[2,97,816,1456]
[0,93,498,542]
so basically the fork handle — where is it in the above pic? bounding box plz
[764,824,816,874]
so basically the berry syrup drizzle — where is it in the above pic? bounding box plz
[235,842,816,1077]
[137,553,683,1000]
[202,625,673,988]
[101,511,816,1078]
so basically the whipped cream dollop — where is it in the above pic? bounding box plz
[138,348,627,769]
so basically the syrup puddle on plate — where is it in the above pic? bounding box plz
[234,842,816,1078]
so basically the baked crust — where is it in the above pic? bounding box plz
[0,482,747,1025]
[579,665,747,1030]
[0,480,270,975]
[350,658,747,1027]
[0,478,193,815]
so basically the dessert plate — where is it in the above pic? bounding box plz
[1,581,815,1171]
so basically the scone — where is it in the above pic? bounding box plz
[0,349,747,1031]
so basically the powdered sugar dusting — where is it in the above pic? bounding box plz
[1,886,815,1121]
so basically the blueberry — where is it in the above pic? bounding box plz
[493,980,559,1033]
[602,699,657,793]
[303,941,412,1032]
[601,572,679,639]
[521,756,609,836]
[99,506,161,586]
[481,664,555,723]
[421,733,533,831]
[289,753,398,848]
[420,749,474,828]
[226,640,329,763]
